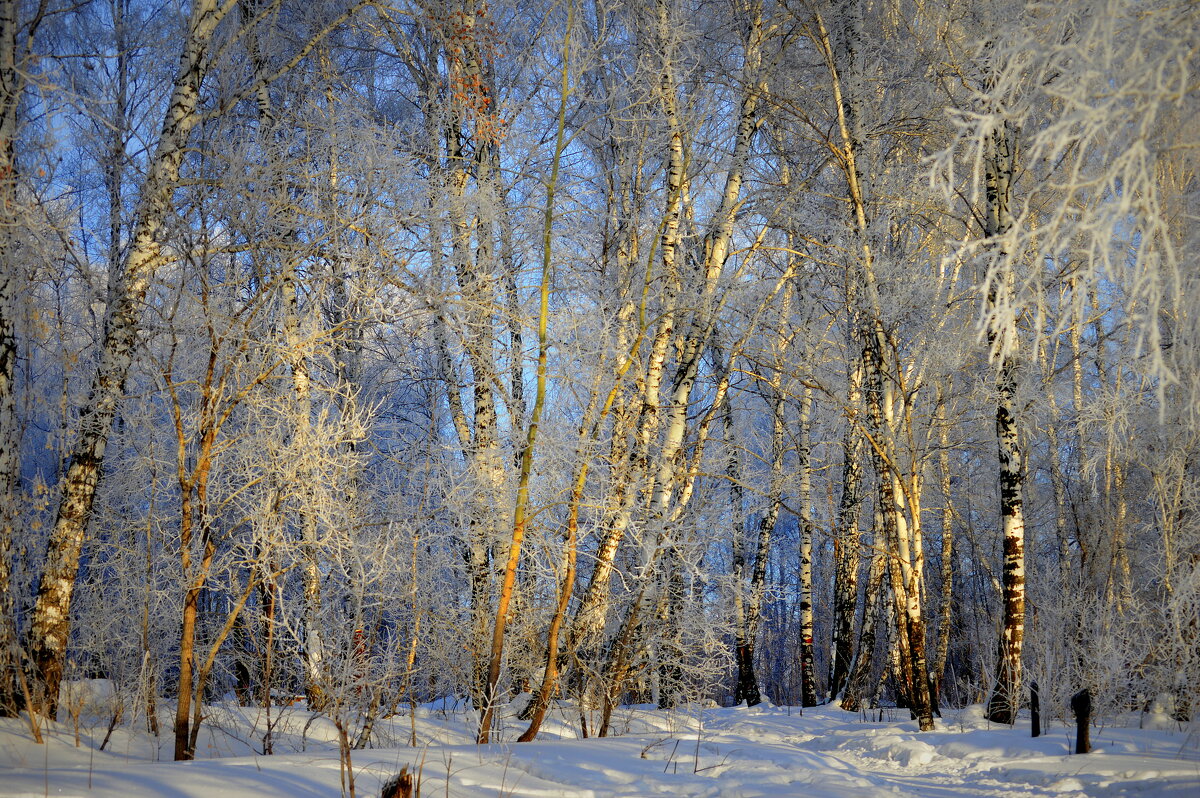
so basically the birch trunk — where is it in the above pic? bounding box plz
[878,355,934,728]
[819,2,874,710]
[568,259,675,662]
[640,0,763,707]
[546,313,646,725]
[565,0,688,676]
[439,0,509,709]
[797,386,818,707]
[813,4,933,727]
[982,118,1026,726]
[830,351,865,702]
[841,541,885,712]
[819,27,867,687]
[27,0,225,715]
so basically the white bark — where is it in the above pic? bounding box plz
[797,386,817,707]
[568,0,688,657]
[983,118,1026,726]
[28,0,227,714]
[811,2,934,728]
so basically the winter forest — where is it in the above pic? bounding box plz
[0,0,1198,792]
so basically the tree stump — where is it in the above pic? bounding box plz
[381,767,413,798]
[1070,689,1091,753]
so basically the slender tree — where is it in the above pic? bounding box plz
[478,0,575,744]
[26,0,229,715]
[981,115,1026,726]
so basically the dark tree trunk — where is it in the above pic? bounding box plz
[0,0,25,719]
[1031,681,1041,737]
[735,643,760,706]
[981,117,1027,728]
[1071,689,1091,753]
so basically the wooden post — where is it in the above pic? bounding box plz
[1070,688,1091,753]
[1030,681,1040,737]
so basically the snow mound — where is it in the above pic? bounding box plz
[58,679,117,718]
[1046,776,1086,793]
[855,732,939,767]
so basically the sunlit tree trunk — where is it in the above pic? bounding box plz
[820,0,869,710]
[565,135,645,665]
[567,0,688,694]
[812,2,934,728]
[641,0,764,709]
[569,130,646,652]
[170,361,219,761]
[477,0,573,741]
[865,344,931,725]
[27,0,226,716]
[516,383,595,741]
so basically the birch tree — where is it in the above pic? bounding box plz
[980,114,1025,726]
[25,0,373,717]
[933,0,1198,720]
[26,0,230,715]
[796,0,938,728]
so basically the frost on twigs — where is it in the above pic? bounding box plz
[931,0,1198,420]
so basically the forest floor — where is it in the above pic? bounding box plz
[1,689,1198,796]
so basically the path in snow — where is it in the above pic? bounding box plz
[2,698,1197,796]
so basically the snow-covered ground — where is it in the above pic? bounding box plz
[2,691,1197,797]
